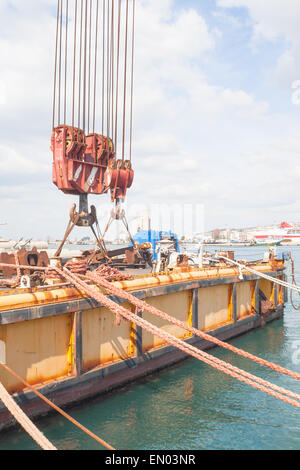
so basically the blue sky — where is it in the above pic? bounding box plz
[175,0,291,111]
[1,0,300,239]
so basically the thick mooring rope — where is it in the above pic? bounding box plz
[0,379,56,450]
[55,267,300,409]
[1,260,300,410]
[0,259,299,381]
[0,362,114,450]
[218,256,300,293]
[85,270,300,381]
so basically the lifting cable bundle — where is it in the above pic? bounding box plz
[52,0,136,201]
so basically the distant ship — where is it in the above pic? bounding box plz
[251,222,300,245]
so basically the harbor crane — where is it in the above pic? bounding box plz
[51,0,136,258]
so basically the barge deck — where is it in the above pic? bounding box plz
[0,260,287,431]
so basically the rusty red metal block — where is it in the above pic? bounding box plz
[51,125,134,201]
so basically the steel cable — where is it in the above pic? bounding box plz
[64,0,69,125]
[52,0,136,164]
[129,0,135,162]
[72,0,78,130]
[110,0,115,144]
[87,0,93,133]
[78,0,84,129]
[106,0,111,138]
[92,0,99,134]
[52,0,60,129]
[114,0,122,155]
[82,0,88,133]
[122,0,129,161]
[101,0,106,137]
[58,0,63,125]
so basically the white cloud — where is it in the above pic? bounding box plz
[220,89,269,116]
[137,1,215,60]
[0,144,48,175]
[0,81,6,106]
[218,0,300,88]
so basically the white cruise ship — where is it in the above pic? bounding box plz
[251,222,300,245]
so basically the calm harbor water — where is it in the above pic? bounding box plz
[0,246,300,450]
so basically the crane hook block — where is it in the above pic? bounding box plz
[51,125,134,200]
[105,160,134,203]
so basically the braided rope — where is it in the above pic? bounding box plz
[1,260,299,408]
[0,363,114,450]
[86,271,300,381]
[0,380,56,450]
[57,268,300,409]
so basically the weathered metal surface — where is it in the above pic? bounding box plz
[0,264,282,308]
[106,160,134,202]
[198,285,230,331]
[51,125,134,201]
[259,278,273,300]
[278,279,283,305]
[0,253,17,278]
[261,300,275,315]
[0,314,72,394]
[142,291,190,352]
[0,340,5,365]
[81,304,133,371]
[51,125,107,196]
[0,269,283,325]
[75,313,83,377]
[236,281,253,320]
[0,286,86,314]
[0,248,49,278]
[191,289,199,329]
